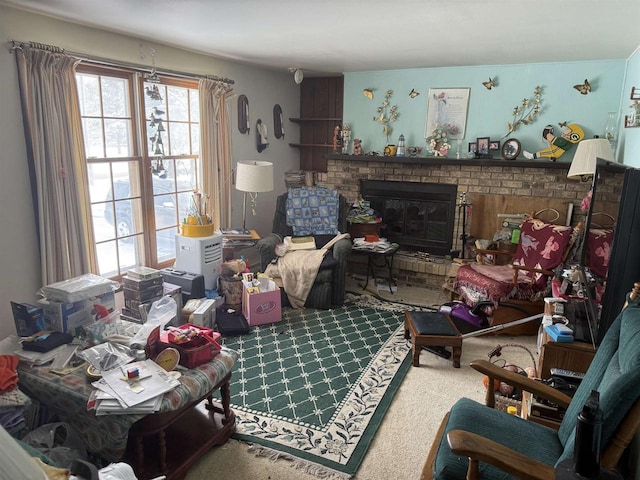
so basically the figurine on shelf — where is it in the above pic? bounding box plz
[333,125,342,153]
[341,124,351,154]
[353,138,363,155]
[523,123,584,161]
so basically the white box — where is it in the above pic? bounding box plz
[39,291,116,333]
[190,298,217,330]
[174,232,223,290]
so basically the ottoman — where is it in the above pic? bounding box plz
[404,310,462,368]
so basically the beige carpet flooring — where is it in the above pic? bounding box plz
[186,278,539,480]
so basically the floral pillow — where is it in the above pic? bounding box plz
[512,219,574,287]
[587,228,614,279]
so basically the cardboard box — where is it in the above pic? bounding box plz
[40,291,116,333]
[191,298,217,330]
[11,302,46,337]
[242,281,282,326]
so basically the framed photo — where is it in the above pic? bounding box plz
[424,88,470,140]
[468,142,477,153]
[489,140,501,151]
[476,137,490,156]
[501,138,522,160]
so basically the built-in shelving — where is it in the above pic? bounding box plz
[290,117,342,123]
[289,143,335,148]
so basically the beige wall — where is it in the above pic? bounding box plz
[0,5,300,338]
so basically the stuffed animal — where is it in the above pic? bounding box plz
[353,138,363,155]
[523,123,584,161]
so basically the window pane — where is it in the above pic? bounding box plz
[154,194,178,229]
[92,202,115,243]
[190,90,199,122]
[118,237,142,271]
[191,127,200,155]
[176,159,197,190]
[168,122,189,155]
[87,163,110,203]
[82,118,104,158]
[112,162,141,197]
[96,241,118,278]
[101,77,129,118]
[104,119,133,157]
[156,228,177,264]
[168,86,188,121]
[77,74,101,116]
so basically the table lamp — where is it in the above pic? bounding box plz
[567,138,615,182]
[236,160,274,233]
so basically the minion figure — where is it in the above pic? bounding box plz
[523,123,584,161]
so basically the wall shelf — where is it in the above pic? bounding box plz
[290,143,335,148]
[290,117,342,123]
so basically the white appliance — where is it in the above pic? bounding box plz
[174,231,223,290]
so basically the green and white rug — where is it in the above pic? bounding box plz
[219,295,426,479]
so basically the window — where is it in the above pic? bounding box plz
[76,65,200,279]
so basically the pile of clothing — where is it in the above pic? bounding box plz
[0,354,30,435]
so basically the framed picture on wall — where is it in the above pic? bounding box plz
[424,88,470,140]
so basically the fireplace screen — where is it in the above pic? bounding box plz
[360,180,456,256]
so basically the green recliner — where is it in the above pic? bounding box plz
[423,286,640,479]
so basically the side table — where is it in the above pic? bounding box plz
[353,243,399,293]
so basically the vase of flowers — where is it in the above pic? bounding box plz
[427,123,458,157]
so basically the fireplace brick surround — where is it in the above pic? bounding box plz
[316,155,607,289]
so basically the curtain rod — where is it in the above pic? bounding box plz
[9,40,235,85]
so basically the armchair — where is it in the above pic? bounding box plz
[256,190,352,309]
[422,282,640,480]
[453,217,580,334]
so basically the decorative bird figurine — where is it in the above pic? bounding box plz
[409,88,420,98]
[363,89,374,100]
[482,78,495,90]
[573,79,591,95]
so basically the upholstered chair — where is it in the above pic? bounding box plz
[256,191,352,309]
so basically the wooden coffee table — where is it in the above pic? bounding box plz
[404,310,462,368]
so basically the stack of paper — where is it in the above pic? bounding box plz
[91,359,179,415]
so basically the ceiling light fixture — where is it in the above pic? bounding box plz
[289,68,304,84]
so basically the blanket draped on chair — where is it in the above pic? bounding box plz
[265,233,350,308]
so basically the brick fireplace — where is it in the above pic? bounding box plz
[316,154,614,288]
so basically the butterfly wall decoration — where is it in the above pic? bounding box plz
[482,77,495,90]
[363,89,374,100]
[409,88,420,98]
[573,79,591,95]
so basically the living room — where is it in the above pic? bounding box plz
[2,2,640,479]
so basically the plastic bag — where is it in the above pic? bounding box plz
[79,342,135,372]
[21,422,87,468]
[129,296,177,349]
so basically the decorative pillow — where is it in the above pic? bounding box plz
[286,187,339,236]
[587,228,614,279]
[512,219,573,287]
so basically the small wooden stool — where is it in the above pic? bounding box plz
[404,311,462,368]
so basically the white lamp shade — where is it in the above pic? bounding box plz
[236,160,274,193]
[567,138,615,180]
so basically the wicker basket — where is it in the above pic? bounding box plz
[486,343,538,415]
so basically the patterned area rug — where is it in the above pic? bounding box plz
[218,295,430,478]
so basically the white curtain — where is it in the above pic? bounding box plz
[199,79,235,230]
[15,46,96,284]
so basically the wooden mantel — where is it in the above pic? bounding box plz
[325,154,626,172]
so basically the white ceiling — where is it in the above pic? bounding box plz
[3,0,640,75]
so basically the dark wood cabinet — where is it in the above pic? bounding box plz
[291,76,343,172]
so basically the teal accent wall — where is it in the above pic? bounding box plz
[343,61,626,164]
[621,47,640,168]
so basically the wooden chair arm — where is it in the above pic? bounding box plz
[508,263,554,285]
[447,429,555,480]
[470,360,572,410]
